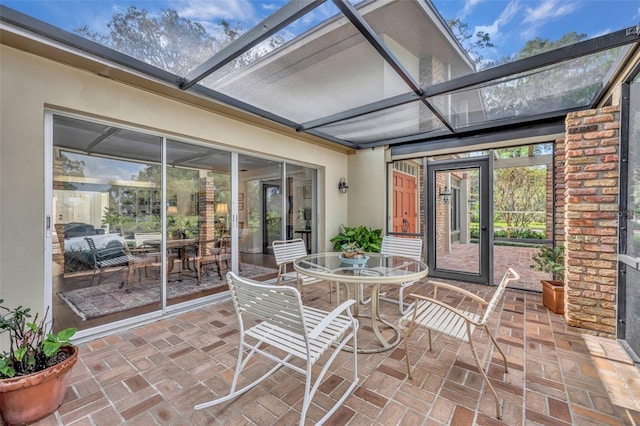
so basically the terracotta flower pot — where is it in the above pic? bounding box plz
[0,345,78,425]
[541,280,565,314]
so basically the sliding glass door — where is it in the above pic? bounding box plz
[164,140,232,307]
[50,113,319,334]
[52,115,163,330]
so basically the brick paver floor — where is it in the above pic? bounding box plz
[36,278,640,425]
[438,244,552,291]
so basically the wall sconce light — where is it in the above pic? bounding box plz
[439,186,452,204]
[338,178,348,193]
[167,205,178,215]
[468,195,477,209]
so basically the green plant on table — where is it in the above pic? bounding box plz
[530,245,565,281]
[0,300,76,379]
[330,225,382,253]
[340,241,365,259]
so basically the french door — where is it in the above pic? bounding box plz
[618,64,640,365]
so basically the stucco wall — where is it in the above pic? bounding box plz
[346,147,387,234]
[0,45,348,318]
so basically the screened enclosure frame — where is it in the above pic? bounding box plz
[1,2,639,152]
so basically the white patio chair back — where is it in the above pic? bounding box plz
[195,272,359,424]
[378,235,424,314]
[381,235,423,259]
[272,238,331,300]
[400,268,520,419]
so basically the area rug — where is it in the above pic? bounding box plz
[58,264,277,320]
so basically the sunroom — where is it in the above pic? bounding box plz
[1,0,639,423]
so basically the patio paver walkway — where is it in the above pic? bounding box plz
[35,278,640,425]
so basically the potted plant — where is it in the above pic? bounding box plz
[330,225,383,253]
[0,300,78,425]
[531,246,565,314]
[340,241,366,259]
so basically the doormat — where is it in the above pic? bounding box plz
[58,264,277,320]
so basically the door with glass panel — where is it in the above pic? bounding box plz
[286,164,317,254]
[164,140,232,307]
[237,154,282,274]
[619,67,640,365]
[51,114,163,332]
[427,157,492,284]
[262,183,282,253]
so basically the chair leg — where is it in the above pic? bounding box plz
[485,325,509,373]
[95,268,105,286]
[88,269,98,286]
[300,323,358,425]
[397,286,415,315]
[125,265,135,293]
[401,322,417,379]
[216,259,224,279]
[194,341,288,410]
[468,323,502,419]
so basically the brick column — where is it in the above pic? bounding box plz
[563,106,620,337]
[198,173,216,243]
[554,138,566,244]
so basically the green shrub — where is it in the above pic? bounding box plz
[531,245,565,280]
[330,225,382,252]
[471,228,545,240]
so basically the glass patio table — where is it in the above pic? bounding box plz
[294,252,428,353]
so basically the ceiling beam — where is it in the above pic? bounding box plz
[299,26,639,133]
[332,0,421,95]
[86,127,120,153]
[390,122,565,157]
[180,0,326,90]
[422,25,640,99]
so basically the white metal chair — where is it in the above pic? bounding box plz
[272,238,333,301]
[194,272,359,425]
[371,235,424,314]
[400,268,520,419]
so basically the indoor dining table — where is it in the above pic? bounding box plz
[294,252,428,353]
[142,238,199,274]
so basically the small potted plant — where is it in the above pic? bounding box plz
[0,300,78,425]
[340,241,365,259]
[531,246,565,314]
[339,242,369,266]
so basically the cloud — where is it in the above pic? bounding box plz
[460,0,485,19]
[520,0,578,38]
[261,3,280,12]
[590,28,612,39]
[475,1,519,41]
[175,0,259,25]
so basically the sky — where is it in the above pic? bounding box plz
[2,0,639,63]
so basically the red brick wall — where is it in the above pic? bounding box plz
[435,172,448,254]
[546,166,554,240]
[554,138,566,244]
[562,106,620,337]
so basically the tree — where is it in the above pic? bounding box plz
[76,7,283,76]
[480,31,618,120]
[447,18,494,65]
[507,32,587,63]
[76,7,221,75]
[493,145,547,236]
